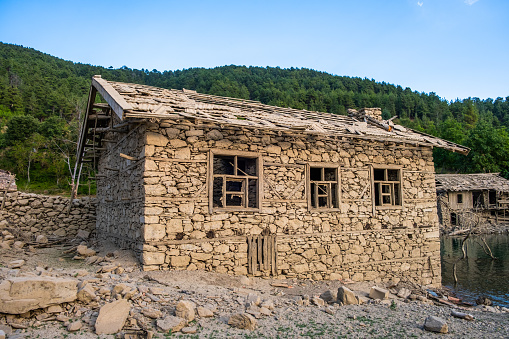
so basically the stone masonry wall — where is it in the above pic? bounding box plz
[133,118,442,287]
[95,120,146,251]
[0,192,96,238]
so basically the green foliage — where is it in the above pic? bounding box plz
[1,41,509,194]
[5,115,39,144]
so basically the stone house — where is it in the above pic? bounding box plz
[76,75,469,287]
[436,173,509,230]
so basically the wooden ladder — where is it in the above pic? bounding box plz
[247,235,277,276]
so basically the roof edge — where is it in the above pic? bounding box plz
[92,75,133,119]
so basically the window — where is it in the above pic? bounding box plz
[451,212,457,225]
[373,168,401,207]
[309,166,339,209]
[212,154,259,209]
[457,194,463,204]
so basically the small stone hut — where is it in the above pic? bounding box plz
[0,169,16,192]
[77,76,469,287]
[436,173,509,229]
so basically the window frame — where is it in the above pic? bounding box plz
[371,166,403,210]
[456,193,463,205]
[307,162,341,211]
[208,149,263,213]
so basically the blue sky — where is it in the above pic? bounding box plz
[0,0,507,101]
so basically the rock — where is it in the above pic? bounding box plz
[76,245,96,257]
[181,326,197,334]
[337,286,359,305]
[36,235,48,243]
[7,260,25,269]
[95,299,131,334]
[76,230,90,239]
[423,316,448,333]
[312,296,325,306]
[176,300,196,321]
[0,276,78,314]
[13,241,25,249]
[47,305,63,313]
[369,286,389,300]
[246,293,261,306]
[319,290,337,304]
[197,306,214,318]
[260,299,274,310]
[157,316,187,333]
[0,325,11,336]
[228,313,257,330]
[67,320,82,332]
[397,287,412,299]
[142,308,163,319]
[205,130,223,141]
[77,284,96,302]
[476,296,493,306]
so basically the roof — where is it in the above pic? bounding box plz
[0,169,16,192]
[435,173,509,192]
[77,76,470,165]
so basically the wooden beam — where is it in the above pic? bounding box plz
[91,75,133,120]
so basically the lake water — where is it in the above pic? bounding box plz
[441,234,509,307]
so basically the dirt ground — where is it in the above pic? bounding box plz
[1,238,508,339]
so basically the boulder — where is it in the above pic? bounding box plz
[337,286,359,305]
[36,235,48,243]
[228,313,257,330]
[369,286,389,300]
[95,299,131,334]
[7,260,25,269]
[76,245,96,257]
[157,316,187,333]
[67,320,83,332]
[197,306,214,318]
[423,316,448,333]
[176,300,196,321]
[319,290,337,304]
[0,277,77,314]
[77,284,96,302]
[397,287,412,299]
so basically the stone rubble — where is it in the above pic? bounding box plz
[0,232,507,338]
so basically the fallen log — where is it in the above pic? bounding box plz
[451,310,474,321]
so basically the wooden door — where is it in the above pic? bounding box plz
[247,235,277,276]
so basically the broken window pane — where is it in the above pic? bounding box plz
[226,180,243,192]
[248,179,258,208]
[213,177,224,207]
[387,169,399,181]
[324,168,337,181]
[310,167,322,181]
[226,194,243,206]
[237,157,257,176]
[374,169,385,181]
[214,156,234,175]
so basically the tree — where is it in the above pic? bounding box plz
[5,115,39,144]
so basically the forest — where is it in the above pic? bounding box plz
[1,42,509,194]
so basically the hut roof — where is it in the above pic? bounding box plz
[435,173,509,192]
[77,76,470,165]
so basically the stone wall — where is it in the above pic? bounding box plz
[95,121,146,251]
[0,192,96,238]
[125,118,442,286]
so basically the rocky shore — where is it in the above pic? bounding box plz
[0,229,508,339]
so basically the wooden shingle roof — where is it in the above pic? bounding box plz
[435,173,509,192]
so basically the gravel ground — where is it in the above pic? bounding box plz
[1,240,508,339]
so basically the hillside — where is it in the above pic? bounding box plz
[1,42,508,192]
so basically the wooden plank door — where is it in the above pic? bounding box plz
[247,235,276,276]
